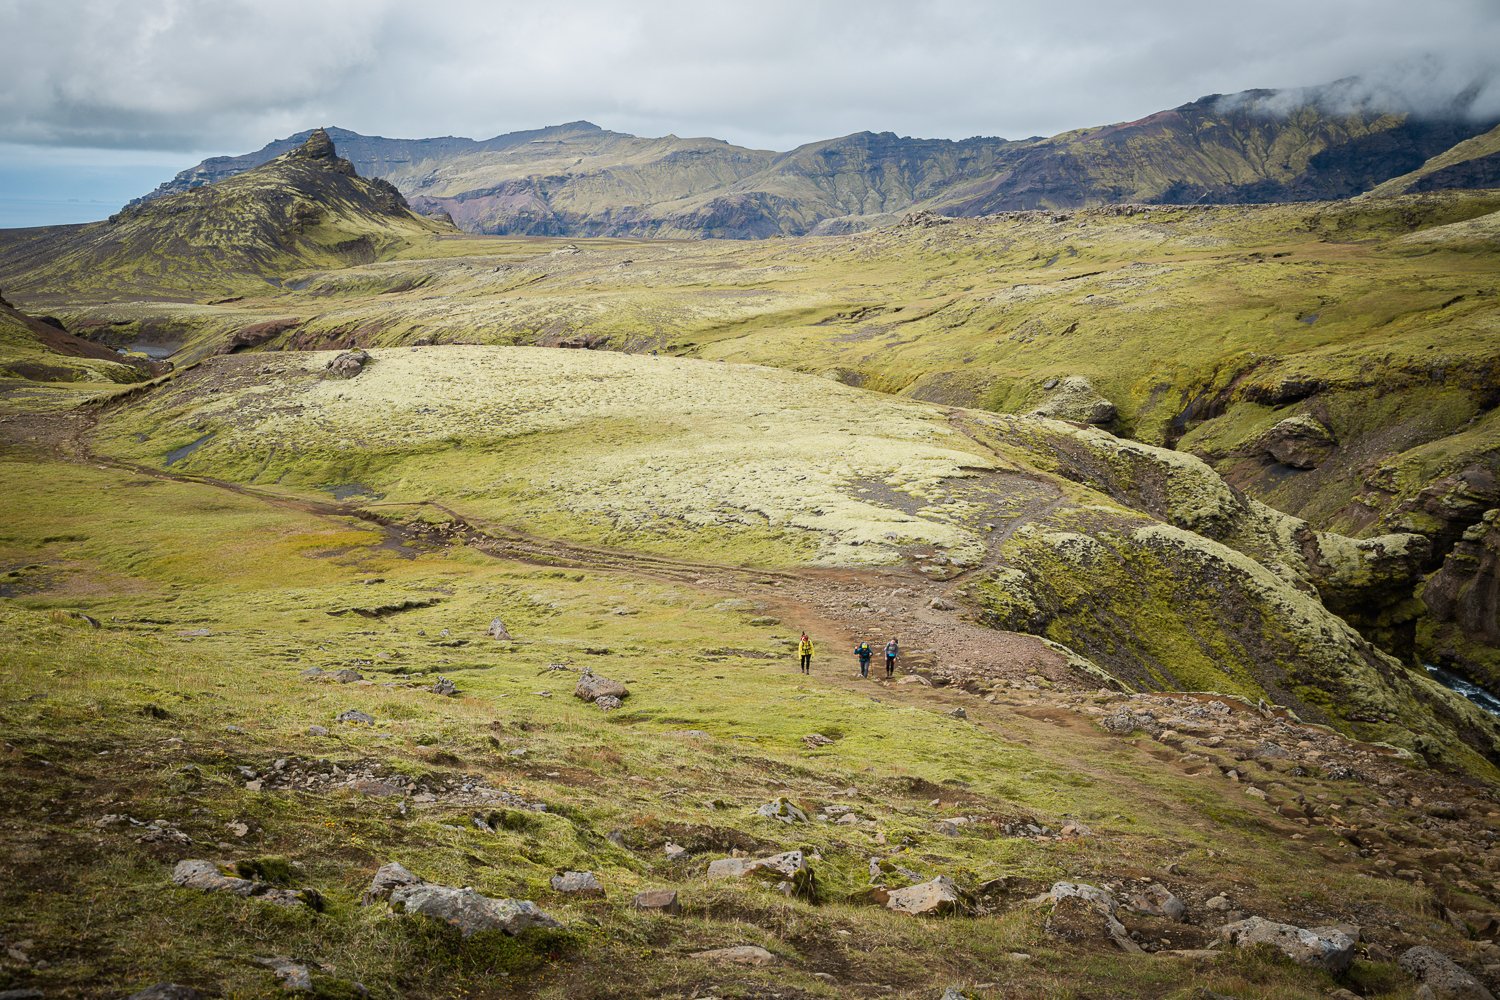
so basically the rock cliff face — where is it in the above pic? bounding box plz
[1422,510,1500,690]
[127,83,1500,239]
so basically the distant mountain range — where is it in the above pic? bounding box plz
[131,80,1500,239]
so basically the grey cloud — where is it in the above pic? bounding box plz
[1,0,1497,156]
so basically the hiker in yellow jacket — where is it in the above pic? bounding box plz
[798,632,814,674]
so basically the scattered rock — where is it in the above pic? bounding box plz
[1125,883,1186,922]
[1204,895,1231,911]
[306,725,329,737]
[429,676,458,697]
[803,733,835,748]
[947,707,967,719]
[663,842,688,861]
[390,883,560,938]
[754,797,810,824]
[171,860,315,908]
[488,617,513,641]
[1218,917,1356,973]
[1399,945,1496,1000]
[125,986,206,1000]
[574,669,628,703]
[1043,882,1140,953]
[324,349,370,380]
[929,596,958,611]
[331,669,362,684]
[632,889,680,914]
[550,871,604,897]
[594,694,623,711]
[690,945,776,966]
[362,862,423,905]
[255,956,313,992]
[335,710,374,726]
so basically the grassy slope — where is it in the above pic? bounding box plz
[81,347,1499,773]
[3,449,1492,999]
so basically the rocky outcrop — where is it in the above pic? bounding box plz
[388,882,559,938]
[1030,377,1117,425]
[1261,415,1336,470]
[1218,916,1357,972]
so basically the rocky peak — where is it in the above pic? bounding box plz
[284,128,355,176]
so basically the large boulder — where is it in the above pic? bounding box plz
[707,849,815,900]
[389,883,560,938]
[550,871,604,897]
[170,859,314,909]
[1218,916,1357,973]
[1399,946,1496,1000]
[574,669,628,703]
[1261,415,1337,469]
[882,875,966,917]
[325,349,370,380]
[171,859,255,896]
[707,850,807,881]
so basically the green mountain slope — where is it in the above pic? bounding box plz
[0,130,454,301]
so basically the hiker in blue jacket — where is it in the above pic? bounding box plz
[855,641,873,678]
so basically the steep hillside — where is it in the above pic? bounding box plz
[0,130,454,301]
[1363,123,1500,197]
[121,81,1500,238]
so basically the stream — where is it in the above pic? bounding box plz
[1425,663,1500,717]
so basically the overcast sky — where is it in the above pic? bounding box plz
[2,0,1498,226]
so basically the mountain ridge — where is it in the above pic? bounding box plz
[124,80,1500,238]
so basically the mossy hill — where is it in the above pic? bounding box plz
[4,342,1500,998]
[84,346,1500,773]
[126,81,1500,239]
[0,130,454,301]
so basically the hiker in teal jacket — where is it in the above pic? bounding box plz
[855,641,873,678]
